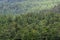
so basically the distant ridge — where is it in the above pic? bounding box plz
[0,0,60,14]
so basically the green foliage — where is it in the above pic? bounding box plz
[0,12,60,40]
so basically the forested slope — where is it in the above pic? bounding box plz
[0,12,60,40]
[0,0,60,40]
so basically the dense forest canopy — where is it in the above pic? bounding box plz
[0,0,60,40]
[0,12,60,40]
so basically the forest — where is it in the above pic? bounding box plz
[0,0,60,40]
[0,12,60,40]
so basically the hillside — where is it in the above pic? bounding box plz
[0,11,60,40]
[0,0,60,14]
[0,0,60,40]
